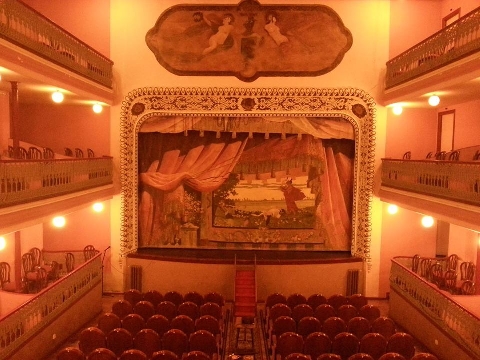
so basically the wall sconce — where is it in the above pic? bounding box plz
[51,90,64,103]
[92,103,103,113]
[52,216,66,228]
[0,236,6,251]
[392,104,403,115]
[428,95,440,106]
[92,202,104,212]
[387,204,398,214]
[421,215,434,228]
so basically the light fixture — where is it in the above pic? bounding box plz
[428,95,440,107]
[51,90,64,103]
[421,215,434,228]
[92,103,103,113]
[387,204,398,214]
[92,202,104,212]
[52,216,66,228]
[392,104,403,115]
[0,236,6,251]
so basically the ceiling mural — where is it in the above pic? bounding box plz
[145,0,353,82]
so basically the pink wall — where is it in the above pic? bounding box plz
[18,104,110,157]
[385,108,438,159]
[21,0,110,57]
[441,0,479,20]
[446,99,480,150]
[379,205,437,296]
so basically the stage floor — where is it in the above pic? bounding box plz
[128,247,362,265]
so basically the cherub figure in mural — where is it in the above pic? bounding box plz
[280,177,306,214]
[202,13,235,55]
[264,12,289,46]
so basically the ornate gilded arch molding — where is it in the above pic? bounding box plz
[120,87,376,264]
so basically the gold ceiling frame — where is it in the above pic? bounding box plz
[120,87,376,264]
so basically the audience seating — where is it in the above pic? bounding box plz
[171,315,195,337]
[287,293,308,309]
[65,147,74,157]
[322,316,347,341]
[122,313,146,336]
[146,314,171,338]
[56,346,85,360]
[97,312,122,335]
[347,317,371,340]
[87,347,117,360]
[124,289,144,306]
[204,292,225,307]
[410,353,438,360]
[83,245,99,261]
[183,350,210,360]
[347,294,368,311]
[307,293,327,311]
[331,332,359,360]
[106,327,134,357]
[371,316,396,339]
[164,291,184,306]
[200,302,223,321]
[134,328,161,358]
[296,316,321,339]
[161,329,188,359]
[386,332,415,360]
[318,354,342,360]
[184,291,204,306]
[337,305,358,323]
[78,327,106,356]
[348,354,375,360]
[157,300,178,321]
[87,148,95,158]
[327,294,349,311]
[0,261,17,292]
[359,332,388,360]
[178,301,200,320]
[291,304,314,323]
[303,331,331,359]
[189,329,219,360]
[359,305,381,324]
[151,350,179,360]
[119,349,148,360]
[195,315,222,348]
[112,299,134,320]
[270,315,297,347]
[314,304,337,324]
[378,353,406,360]
[284,353,310,360]
[143,290,163,307]
[459,261,475,281]
[460,280,475,295]
[134,300,156,321]
[273,331,303,360]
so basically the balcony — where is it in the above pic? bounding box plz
[382,6,480,107]
[0,157,114,233]
[379,158,480,230]
[390,256,480,360]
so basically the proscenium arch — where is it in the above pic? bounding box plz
[120,87,376,265]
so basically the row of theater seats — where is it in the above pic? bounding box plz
[283,352,438,360]
[123,289,225,307]
[57,346,214,360]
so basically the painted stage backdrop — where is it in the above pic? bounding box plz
[145,0,352,82]
[137,117,354,251]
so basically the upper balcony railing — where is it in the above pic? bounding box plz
[0,253,102,360]
[0,0,113,88]
[381,158,480,206]
[385,6,480,89]
[390,257,480,359]
[0,157,113,208]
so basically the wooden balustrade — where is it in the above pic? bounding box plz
[390,256,480,359]
[385,6,480,89]
[0,0,113,88]
[0,157,113,207]
[0,254,102,359]
[381,158,480,206]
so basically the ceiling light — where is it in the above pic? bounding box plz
[51,91,64,103]
[92,103,103,114]
[387,204,398,214]
[428,95,440,106]
[92,202,104,212]
[421,215,434,228]
[52,216,66,228]
[392,104,403,115]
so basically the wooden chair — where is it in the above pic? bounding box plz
[347,294,368,311]
[17,146,28,159]
[347,317,371,340]
[56,346,86,360]
[134,300,156,321]
[178,301,200,320]
[84,245,98,261]
[331,332,359,360]
[106,327,134,357]
[303,331,331,360]
[146,314,171,338]
[134,328,161,358]
[157,300,178,321]
[419,258,432,280]
[291,303,314,323]
[65,252,75,272]
[78,327,106,356]
[434,151,446,160]
[125,288,144,306]
[184,291,204,306]
[144,290,163,307]
[151,350,179,360]
[28,146,42,159]
[337,304,358,323]
[189,330,219,360]
[445,254,459,270]
[64,147,74,157]
[122,313,145,336]
[314,304,336,324]
[87,348,117,360]
[443,270,457,293]
[460,261,475,281]
[429,263,444,288]
[322,317,347,341]
[327,294,349,311]
[164,290,184,307]
[75,148,84,158]
[411,254,420,274]
[97,312,122,335]
[359,332,388,360]
[307,293,327,311]
[87,148,95,158]
[43,147,55,159]
[286,293,307,309]
[402,151,411,160]
[171,314,195,337]
[30,247,42,267]
[161,329,188,359]
[460,280,475,295]
[22,252,45,293]
[386,332,415,360]
[448,150,460,161]
[0,262,17,292]
[297,316,321,339]
[371,316,396,339]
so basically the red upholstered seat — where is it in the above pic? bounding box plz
[56,346,86,360]
[151,350,179,360]
[134,328,161,358]
[78,327,106,356]
[303,332,331,360]
[106,327,134,357]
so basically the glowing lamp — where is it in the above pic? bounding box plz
[92,202,104,212]
[421,216,434,228]
[52,216,66,228]
[428,95,440,107]
[387,204,398,214]
[92,103,103,114]
[0,236,6,251]
[392,105,403,115]
[51,91,64,103]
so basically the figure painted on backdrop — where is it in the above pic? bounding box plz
[280,177,305,214]
[202,13,235,55]
[264,12,289,46]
